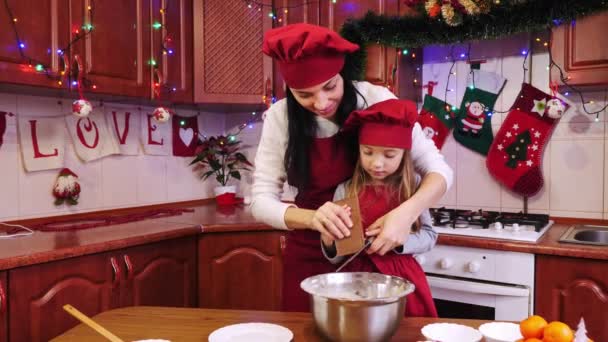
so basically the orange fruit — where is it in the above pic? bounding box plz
[524,339,543,342]
[542,321,574,342]
[520,315,548,339]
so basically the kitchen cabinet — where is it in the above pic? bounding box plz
[119,237,197,308]
[69,0,151,98]
[8,237,197,342]
[0,0,70,89]
[151,0,194,103]
[9,252,117,342]
[322,0,401,93]
[193,0,273,106]
[535,254,608,342]
[198,231,285,311]
[551,11,608,89]
[0,272,6,342]
[272,0,322,99]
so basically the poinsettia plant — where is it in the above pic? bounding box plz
[189,135,253,186]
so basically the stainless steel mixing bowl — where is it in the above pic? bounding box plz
[300,272,415,342]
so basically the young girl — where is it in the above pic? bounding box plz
[320,99,438,317]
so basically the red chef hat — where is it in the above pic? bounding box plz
[344,99,418,150]
[262,23,359,89]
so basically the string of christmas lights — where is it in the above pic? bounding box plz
[3,0,96,87]
[243,0,337,22]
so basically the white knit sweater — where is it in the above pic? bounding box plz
[251,81,453,229]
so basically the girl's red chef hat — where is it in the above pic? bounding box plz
[344,99,418,150]
[262,23,359,89]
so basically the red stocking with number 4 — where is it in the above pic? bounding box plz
[486,83,568,197]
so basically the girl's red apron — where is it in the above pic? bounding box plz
[282,134,437,318]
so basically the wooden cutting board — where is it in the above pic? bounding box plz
[333,196,365,256]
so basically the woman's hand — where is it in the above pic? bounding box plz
[365,206,415,256]
[310,202,353,241]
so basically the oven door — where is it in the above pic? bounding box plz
[427,274,531,321]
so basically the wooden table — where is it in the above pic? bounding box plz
[52,306,490,341]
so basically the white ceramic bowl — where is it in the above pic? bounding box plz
[478,322,523,342]
[421,323,482,342]
[209,323,293,342]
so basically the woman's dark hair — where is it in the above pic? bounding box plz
[284,72,366,189]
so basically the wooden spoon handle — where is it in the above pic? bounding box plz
[63,304,124,342]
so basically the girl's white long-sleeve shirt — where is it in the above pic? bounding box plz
[251,81,453,229]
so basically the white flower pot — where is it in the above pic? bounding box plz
[214,185,237,205]
[214,185,236,196]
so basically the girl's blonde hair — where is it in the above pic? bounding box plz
[346,149,421,232]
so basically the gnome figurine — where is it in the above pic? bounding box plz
[53,168,81,206]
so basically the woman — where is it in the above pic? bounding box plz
[252,23,453,312]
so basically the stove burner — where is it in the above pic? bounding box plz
[430,207,549,232]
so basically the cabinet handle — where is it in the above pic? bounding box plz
[110,257,121,287]
[123,255,134,281]
[280,235,286,253]
[263,77,272,106]
[0,280,5,314]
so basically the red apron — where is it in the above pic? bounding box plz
[340,185,438,317]
[282,133,355,312]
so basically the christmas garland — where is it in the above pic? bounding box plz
[340,0,608,80]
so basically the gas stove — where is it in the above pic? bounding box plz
[429,207,553,242]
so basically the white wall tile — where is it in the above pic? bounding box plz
[166,156,213,201]
[550,139,604,213]
[0,125,20,219]
[135,155,168,204]
[455,144,501,208]
[102,155,138,207]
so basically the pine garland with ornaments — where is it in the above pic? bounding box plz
[339,0,608,80]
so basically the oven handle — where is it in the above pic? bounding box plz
[427,275,530,297]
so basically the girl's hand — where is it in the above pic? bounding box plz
[310,202,353,241]
[365,207,414,256]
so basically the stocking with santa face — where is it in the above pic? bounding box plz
[486,83,567,197]
[453,70,506,155]
[416,95,455,150]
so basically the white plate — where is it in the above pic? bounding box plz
[209,322,293,342]
[478,322,523,342]
[421,323,482,342]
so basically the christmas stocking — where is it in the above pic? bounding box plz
[486,83,568,197]
[453,70,506,155]
[172,114,199,157]
[417,95,455,149]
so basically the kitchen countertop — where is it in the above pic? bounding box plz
[0,201,606,271]
[51,306,490,341]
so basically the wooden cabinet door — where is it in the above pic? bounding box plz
[193,0,273,105]
[551,11,608,88]
[272,0,322,99]
[119,237,197,308]
[535,255,608,342]
[150,0,193,103]
[9,253,117,342]
[320,0,400,91]
[0,0,69,88]
[70,0,151,97]
[199,231,285,311]
[0,272,6,342]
